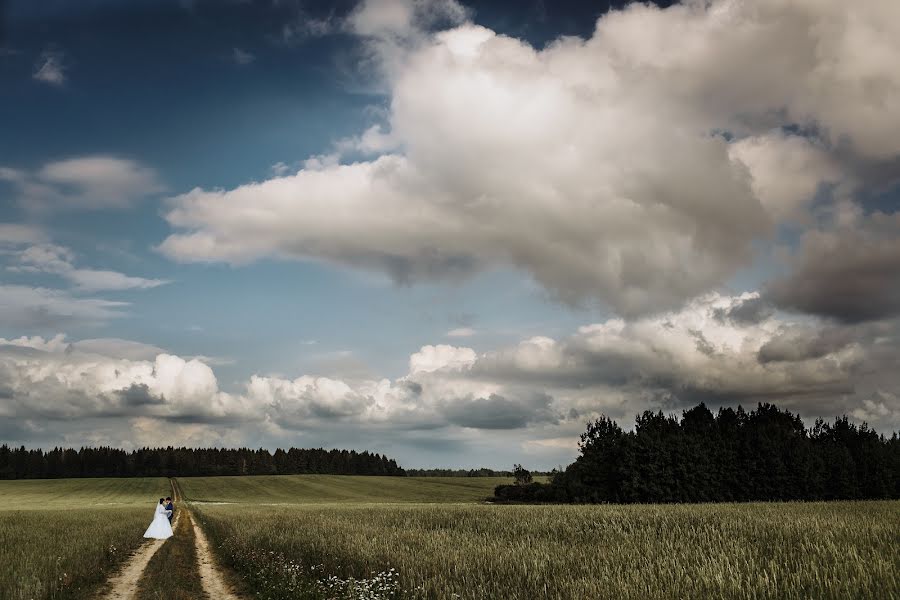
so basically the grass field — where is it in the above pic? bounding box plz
[178,474,506,504]
[183,477,900,600]
[2,475,898,600]
[0,477,171,600]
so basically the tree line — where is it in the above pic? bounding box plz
[405,467,554,477]
[0,445,405,479]
[495,402,900,503]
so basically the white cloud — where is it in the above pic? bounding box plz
[66,269,169,291]
[270,162,292,176]
[409,344,476,373]
[3,156,165,211]
[0,285,127,327]
[161,0,900,316]
[0,224,46,246]
[13,242,169,291]
[71,338,168,361]
[336,125,399,156]
[33,51,66,86]
[447,327,476,338]
[1,292,898,462]
[347,0,469,40]
[728,131,845,222]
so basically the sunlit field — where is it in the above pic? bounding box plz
[183,477,900,600]
[4,476,897,600]
[0,478,170,600]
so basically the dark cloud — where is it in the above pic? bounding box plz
[757,326,856,363]
[115,383,164,407]
[443,392,555,429]
[767,213,900,323]
[714,296,774,325]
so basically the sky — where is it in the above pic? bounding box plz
[0,0,898,469]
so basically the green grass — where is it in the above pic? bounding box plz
[178,475,507,504]
[194,500,900,600]
[0,477,171,600]
[0,477,171,509]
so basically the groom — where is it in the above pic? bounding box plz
[165,497,174,523]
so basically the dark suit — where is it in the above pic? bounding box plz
[165,502,174,523]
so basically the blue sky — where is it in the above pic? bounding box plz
[1,0,898,468]
[1,0,616,383]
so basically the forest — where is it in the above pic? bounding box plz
[0,445,405,479]
[495,402,900,503]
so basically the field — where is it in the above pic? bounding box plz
[178,474,506,504]
[0,478,171,600]
[183,476,900,600]
[1,476,898,600]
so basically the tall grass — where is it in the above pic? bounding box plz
[195,501,900,600]
[0,508,150,600]
[0,477,171,600]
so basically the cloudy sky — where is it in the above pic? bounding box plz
[1,0,898,469]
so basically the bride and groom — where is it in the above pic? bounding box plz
[143,496,175,539]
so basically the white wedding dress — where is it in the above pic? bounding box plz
[143,503,174,539]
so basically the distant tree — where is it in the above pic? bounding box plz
[0,445,406,479]
[512,464,533,485]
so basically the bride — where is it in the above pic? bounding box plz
[143,497,174,539]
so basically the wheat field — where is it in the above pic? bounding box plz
[0,478,171,600]
[183,476,900,600]
[2,476,897,600]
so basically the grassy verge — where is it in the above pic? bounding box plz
[0,507,150,600]
[194,500,900,600]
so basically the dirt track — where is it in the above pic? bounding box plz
[97,479,241,600]
[192,512,241,600]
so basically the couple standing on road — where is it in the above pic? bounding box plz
[143,496,175,540]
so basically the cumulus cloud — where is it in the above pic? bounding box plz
[2,292,897,463]
[0,336,250,422]
[468,293,865,404]
[409,344,476,373]
[728,131,845,222]
[160,0,900,316]
[3,156,164,211]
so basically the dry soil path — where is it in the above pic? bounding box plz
[170,478,242,600]
[191,512,241,600]
[98,482,181,600]
[98,537,167,600]
[97,479,242,600]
